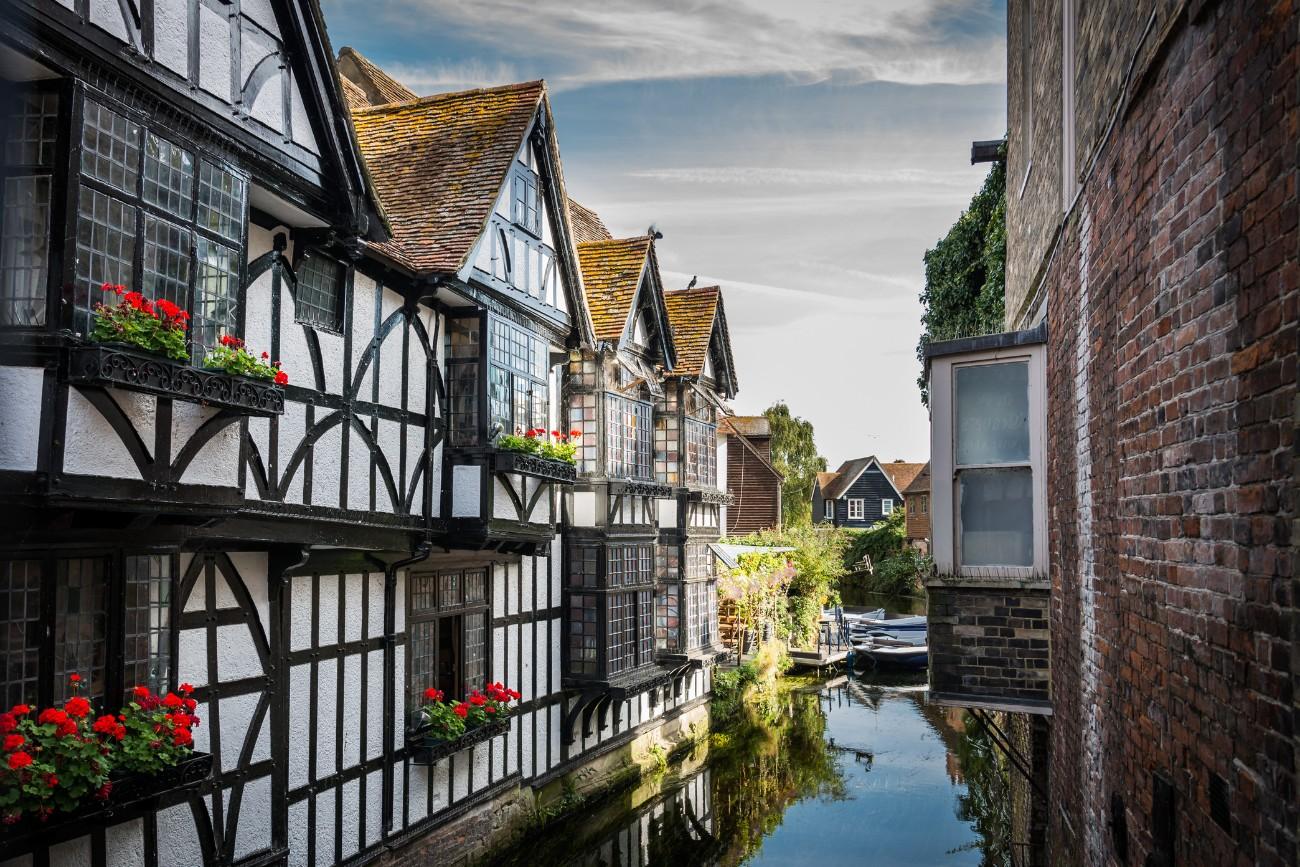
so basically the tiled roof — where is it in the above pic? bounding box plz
[901,461,931,495]
[337,47,418,107]
[350,81,545,273]
[820,457,876,500]
[568,199,612,243]
[576,237,652,342]
[720,415,770,438]
[340,75,369,111]
[815,471,839,494]
[881,461,927,495]
[663,286,720,377]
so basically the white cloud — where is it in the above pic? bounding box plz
[379,0,1005,91]
[625,166,980,188]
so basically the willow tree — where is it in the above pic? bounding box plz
[916,158,1007,405]
[762,401,825,527]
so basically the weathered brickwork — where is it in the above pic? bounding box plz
[1004,0,1063,324]
[928,586,1052,707]
[1026,2,1297,865]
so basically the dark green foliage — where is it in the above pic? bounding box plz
[843,510,905,569]
[762,402,826,527]
[917,159,1007,404]
[843,512,930,595]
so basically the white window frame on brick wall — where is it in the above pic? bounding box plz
[881,499,893,516]
[848,499,864,520]
[929,336,1047,579]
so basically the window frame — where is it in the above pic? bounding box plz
[823,499,834,520]
[291,247,347,333]
[847,499,865,521]
[929,339,1047,578]
[405,567,490,712]
[565,542,657,680]
[881,499,893,516]
[683,417,718,488]
[62,84,249,356]
[0,550,179,711]
[604,392,654,481]
[0,79,68,330]
[510,166,541,237]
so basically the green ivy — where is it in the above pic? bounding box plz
[916,158,1007,405]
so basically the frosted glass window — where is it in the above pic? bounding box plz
[959,467,1033,567]
[955,362,1029,465]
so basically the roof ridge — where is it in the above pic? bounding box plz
[351,79,546,115]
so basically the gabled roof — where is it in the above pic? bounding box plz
[720,416,770,438]
[577,237,653,342]
[350,81,546,274]
[881,461,927,495]
[901,461,931,495]
[663,286,738,397]
[337,47,418,107]
[340,75,370,111]
[817,457,923,500]
[723,420,782,480]
[568,199,613,243]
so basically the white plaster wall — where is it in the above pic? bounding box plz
[452,464,480,517]
[311,424,342,508]
[197,3,232,100]
[89,0,129,41]
[346,428,377,512]
[277,400,308,506]
[228,551,271,637]
[316,329,344,396]
[276,276,313,399]
[63,388,148,479]
[377,418,401,514]
[216,622,264,681]
[245,415,271,500]
[377,291,405,407]
[288,73,320,155]
[234,775,273,860]
[174,404,241,488]
[658,498,678,529]
[0,366,42,470]
[152,0,187,75]
[178,626,207,688]
[571,490,597,526]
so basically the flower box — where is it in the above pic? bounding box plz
[67,344,284,416]
[490,450,577,484]
[407,718,510,766]
[0,751,212,852]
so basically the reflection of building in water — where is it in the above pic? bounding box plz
[575,767,715,867]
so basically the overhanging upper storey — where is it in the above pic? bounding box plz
[924,322,1050,715]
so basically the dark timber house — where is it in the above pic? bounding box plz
[811,458,923,529]
[0,5,726,864]
[718,415,782,535]
[924,2,1296,865]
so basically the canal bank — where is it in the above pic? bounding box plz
[483,667,1014,865]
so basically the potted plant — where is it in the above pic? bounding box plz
[0,677,209,834]
[90,283,190,361]
[204,335,289,386]
[408,683,519,764]
[495,429,580,466]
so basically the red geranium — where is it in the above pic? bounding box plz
[37,708,68,727]
[452,703,469,719]
[0,714,15,735]
[7,751,32,770]
[10,705,30,717]
[64,696,91,719]
[3,734,23,752]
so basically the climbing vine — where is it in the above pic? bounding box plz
[916,158,1007,405]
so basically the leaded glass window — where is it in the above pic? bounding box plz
[445,316,482,447]
[568,593,598,676]
[407,567,490,708]
[123,555,171,695]
[606,592,635,676]
[0,555,177,710]
[511,167,540,235]
[72,97,247,354]
[605,393,653,480]
[0,87,58,327]
[487,316,549,434]
[684,418,717,487]
[294,252,344,331]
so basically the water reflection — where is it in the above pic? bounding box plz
[490,672,1011,866]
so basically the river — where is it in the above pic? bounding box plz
[488,663,1012,866]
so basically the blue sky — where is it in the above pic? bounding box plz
[322,0,1007,468]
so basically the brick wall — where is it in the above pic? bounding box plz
[1028,2,1297,864]
[927,584,1051,708]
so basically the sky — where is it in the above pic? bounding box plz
[322,0,1007,469]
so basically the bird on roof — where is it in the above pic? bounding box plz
[686,275,697,290]
[646,224,663,240]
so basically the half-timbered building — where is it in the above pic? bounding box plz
[0,7,728,861]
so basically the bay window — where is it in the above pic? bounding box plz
[656,543,719,655]
[565,543,657,681]
[444,314,551,447]
[684,418,717,487]
[605,393,653,480]
[927,326,1047,577]
[407,568,488,708]
[0,554,174,709]
[73,95,247,351]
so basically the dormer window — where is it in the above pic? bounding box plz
[511,167,540,235]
